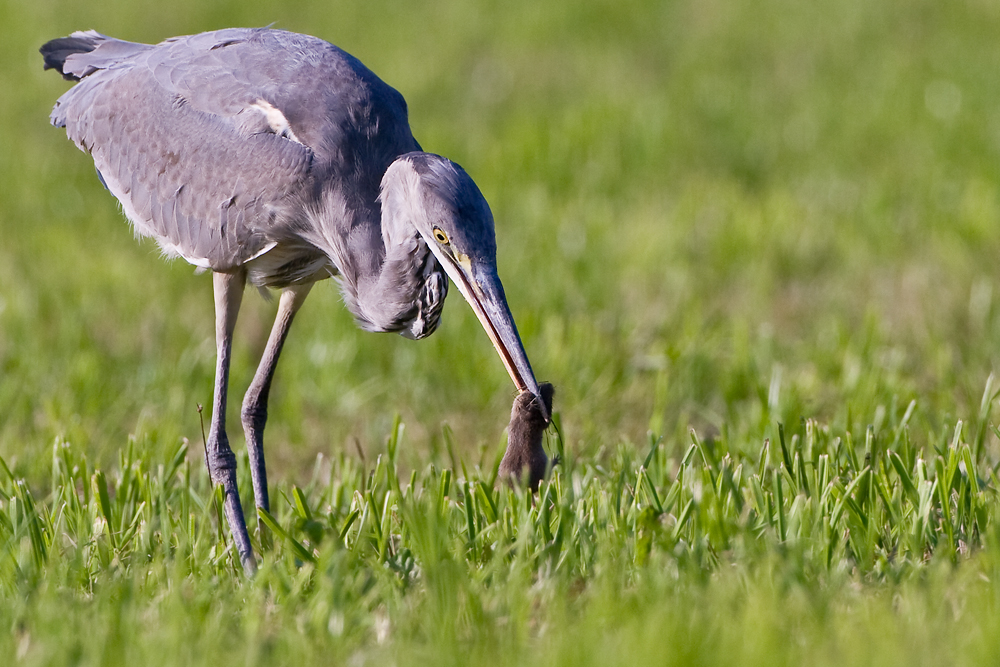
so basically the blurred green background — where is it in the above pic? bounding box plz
[3,0,1000,480]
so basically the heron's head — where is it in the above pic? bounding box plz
[381,152,545,416]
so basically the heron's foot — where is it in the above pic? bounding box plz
[212,465,257,575]
[240,404,271,514]
[206,434,257,575]
[240,406,273,552]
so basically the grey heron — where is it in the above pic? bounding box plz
[41,28,548,574]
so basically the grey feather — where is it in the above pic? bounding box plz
[41,28,548,570]
[42,29,499,338]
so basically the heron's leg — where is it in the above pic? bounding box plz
[241,283,313,517]
[208,269,255,575]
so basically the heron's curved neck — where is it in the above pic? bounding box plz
[311,172,443,336]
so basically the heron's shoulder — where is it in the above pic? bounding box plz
[142,28,410,130]
[147,28,379,84]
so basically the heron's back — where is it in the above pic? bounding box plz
[44,28,420,282]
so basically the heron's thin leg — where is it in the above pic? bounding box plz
[208,269,255,575]
[241,282,313,518]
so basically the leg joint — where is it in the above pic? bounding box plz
[241,396,268,431]
[206,447,237,478]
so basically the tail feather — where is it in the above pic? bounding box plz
[40,30,106,81]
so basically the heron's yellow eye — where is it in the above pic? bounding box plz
[433,228,450,245]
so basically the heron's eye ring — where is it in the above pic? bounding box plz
[432,228,450,245]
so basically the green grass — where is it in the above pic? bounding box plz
[6,0,1000,663]
[4,411,1000,665]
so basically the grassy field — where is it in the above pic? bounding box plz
[4,0,1000,663]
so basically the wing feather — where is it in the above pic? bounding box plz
[51,32,322,269]
[48,27,420,286]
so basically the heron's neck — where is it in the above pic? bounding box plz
[310,180,445,337]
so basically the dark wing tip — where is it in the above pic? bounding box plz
[40,32,102,81]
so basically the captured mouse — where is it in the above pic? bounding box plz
[498,382,555,490]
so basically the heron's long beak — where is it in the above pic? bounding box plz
[435,253,547,421]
